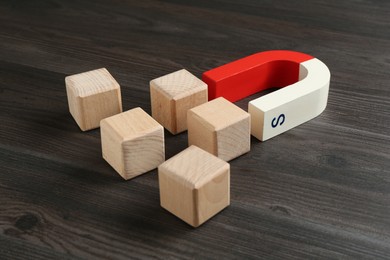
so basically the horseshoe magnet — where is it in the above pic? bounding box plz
[202,50,330,141]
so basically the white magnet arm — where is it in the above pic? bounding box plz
[248,58,331,141]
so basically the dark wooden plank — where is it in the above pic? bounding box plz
[0,0,389,259]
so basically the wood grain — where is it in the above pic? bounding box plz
[188,97,250,161]
[65,68,122,131]
[0,0,389,258]
[101,108,165,180]
[150,69,207,134]
[159,145,230,227]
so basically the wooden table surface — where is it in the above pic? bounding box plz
[1,0,389,259]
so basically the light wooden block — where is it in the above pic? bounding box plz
[101,107,165,180]
[65,68,122,131]
[187,97,250,161]
[159,145,230,227]
[150,69,208,134]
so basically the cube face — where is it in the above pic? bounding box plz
[101,119,124,175]
[101,108,165,180]
[187,97,250,161]
[216,116,250,161]
[150,86,174,133]
[66,87,83,129]
[81,89,122,131]
[159,171,196,225]
[122,128,165,179]
[187,110,217,155]
[150,69,208,134]
[159,145,230,227]
[174,89,208,134]
[66,68,122,131]
[195,166,230,226]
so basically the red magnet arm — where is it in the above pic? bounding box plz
[202,50,314,102]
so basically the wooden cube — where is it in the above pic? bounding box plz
[159,145,230,227]
[187,97,250,161]
[101,108,165,180]
[150,69,208,134]
[65,68,122,131]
